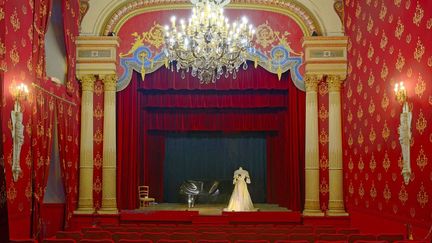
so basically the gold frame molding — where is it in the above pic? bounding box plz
[101,0,323,37]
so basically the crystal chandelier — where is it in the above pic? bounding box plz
[163,0,255,84]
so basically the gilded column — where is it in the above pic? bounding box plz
[303,74,324,216]
[327,75,348,216]
[76,74,96,214]
[99,74,118,214]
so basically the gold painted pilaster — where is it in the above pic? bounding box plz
[99,74,118,214]
[303,74,324,216]
[327,74,348,216]
[75,74,96,214]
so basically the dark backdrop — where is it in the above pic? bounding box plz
[163,132,267,203]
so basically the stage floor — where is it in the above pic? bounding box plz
[136,203,291,216]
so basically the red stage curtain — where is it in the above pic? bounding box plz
[31,87,55,239]
[141,90,288,108]
[141,63,289,90]
[32,0,53,81]
[62,0,80,96]
[285,79,305,211]
[117,68,304,210]
[143,133,165,202]
[116,73,141,209]
[56,100,79,228]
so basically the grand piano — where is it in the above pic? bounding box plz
[179,180,232,207]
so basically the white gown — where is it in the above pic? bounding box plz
[225,167,256,211]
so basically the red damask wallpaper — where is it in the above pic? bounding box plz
[343,0,432,225]
[2,0,35,238]
[93,79,104,210]
[318,81,329,212]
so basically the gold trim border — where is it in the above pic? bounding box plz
[101,1,323,37]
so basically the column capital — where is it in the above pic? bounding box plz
[327,75,345,92]
[304,74,322,92]
[101,74,117,92]
[79,74,96,92]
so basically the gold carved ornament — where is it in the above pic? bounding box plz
[304,74,321,92]
[416,145,428,171]
[416,183,428,208]
[415,109,427,135]
[119,23,165,58]
[102,74,118,92]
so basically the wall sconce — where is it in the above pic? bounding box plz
[394,82,412,185]
[10,83,29,182]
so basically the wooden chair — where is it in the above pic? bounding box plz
[139,186,155,208]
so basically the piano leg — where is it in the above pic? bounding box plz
[187,195,196,208]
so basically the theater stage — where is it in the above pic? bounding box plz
[70,204,303,229]
[136,203,291,215]
[119,203,301,225]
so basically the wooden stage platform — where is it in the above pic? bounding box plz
[70,204,304,229]
[121,203,301,225]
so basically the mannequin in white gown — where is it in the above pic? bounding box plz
[225,167,256,211]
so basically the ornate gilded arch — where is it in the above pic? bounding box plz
[101,0,325,92]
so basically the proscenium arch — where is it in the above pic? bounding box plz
[101,1,323,36]
[100,0,325,91]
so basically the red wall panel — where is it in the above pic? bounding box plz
[343,0,432,232]
[93,79,104,210]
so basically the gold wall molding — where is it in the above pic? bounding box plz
[101,0,322,37]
